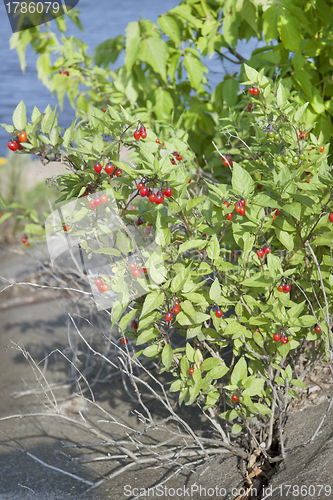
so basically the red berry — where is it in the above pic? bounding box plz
[94,198,101,207]
[156,139,160,143]
[132,269,141,278]
[134,130,140,140]
[176,155,182,161]
[18,131,27,143]
[172,151,178,156]
[137,219,143,226]
[227,212,233,221]
[8,141,18,151]
[253,87,259,95]
[165,312,173,322]
[94,163,102,174]
[189,368,194,375]
[170,158,176,165]
[145,227,151,235]
[223,201,229,208]
[329,213,333,223]
[188,179,191,184]
[155,193,164,204]
[315,326,321,333]
[215,309,223,318]
[235,203,241,213]
[115,169,122,177]
[89,200,96,210]
[239,207,245,216]
[249,88,254,95]
[273,333,281,342]
[102,284,109,292]
[278,285,284,292]
[275,209,280,215]
[100,195,108,204]
[140,127,147,139]
[281,336,289,344]
[320,146,325,153]
[142,267,147,274]
[137,182,144,190]
[264,246,271,254]
[240,199,246,207]
[164,188,172,197]
[283,284,291,293]
[105,163,114,175]
[149,193,156,203]
[247,103,253,111]
[63,71,69,76]
[231,394,238,403]
[131,320,138,330]
[173,306,180,314]
[121,338,128,345]
[24,241,30,247]
[174,300,180,307]
[140,187,148,197]
[129,263,136,271]
[63,225,70,232]
[95,278,103,287]
[257,249,264,259]
[255,328,261,333]
[98,285,105,293]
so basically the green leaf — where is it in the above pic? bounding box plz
[158,15,181,45]
[223,78,239,108]
[0,213,12,224]
[230,357,247,385]
[140,37,168,82]
[140,290,164,319]
[278,14,301,52]
[206,235,220,261]
[283,202,301,221]
[184,54,208,90]
[135,327,157,345]
[119,309,137,331]
[154,89,174,119]
[185,342,195,362]
[116,230,129,255]
[253,403,271,416]
[209,365,229,380]
[12,100,26,130]
[179,239,206,253]
[274,229,294,251]
[231,423,242,435]
[202,358,222,371]
[143,345,161,357]
[277,83,288,107]
[232,162,255,198]
[162,344,173,369]
[169,378,183,392]
[209,278,221,302]
[291,379,307,388]
[243,377,264,396]
[244,64,259,83]
[94,248,121,257]
[294,102,309,122]
[125,22,141,72]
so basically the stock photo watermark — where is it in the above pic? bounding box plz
[3,0,80,32]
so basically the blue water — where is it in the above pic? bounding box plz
[0,0,262,156]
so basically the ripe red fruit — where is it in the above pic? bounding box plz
[283,284,291,293]
[95,278,103,287]
[231,394,238,403]
[275,209,280,215]
[145,227,151,235]
[18,131,27,143]
[235,203,241,213]
[189,368,194,375]
[329,213,333,223]
[240,199,246,207]
[149,193,156,203]
[63,225,70,232]
[94,197,101,207]
[176,154,182,161]
[273,333,281,342]
[223,201,229,208]
[115,169,122,177]
[137,182,144,190]
[98,285,105,293]
[94,163,102,174]
[8,140,18,151]
[140,127,147,139]
[173,306,180,314]
[121,338,128,345]
[164,188,172,197]
[257,249,264,259]
[155,193,164,204]
[320,146,325,153]
[131,320,138,330]
[239,207,245,216]
[174,300,180,307]
[137,219,143,226]
[142,267,147,274]
[249,88,254,95]
[89,200,96,210]
[105,163,114,175]
[281,336,289,344]
[247,103,253,111]
[156,139,160,144]
[253,87,259,95]
[188,179,191,184]
[129,263,136,271]
[24,241,30,247]
[315,326,321,333]
[132,269,141,278]
[170,158,176,165]
[227,212,233,221]
[215,309,223,318]
[63,71,69,76]
[278,284,284,292]
[102,284,109,292]
[140,187,148,197]
[134,130,140,140]
[100,195,108,204]
[165,312,173,322]
[263,246,271,255]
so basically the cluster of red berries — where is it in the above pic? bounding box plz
[137,182,172,204]
[94,277,109,293]
[265,208,280,221]
[94,162,122,177]
[170,300,180,315]
[273,332,289,344]
[223,199,246,220]
[155,139,165,146]
[256,245,271,259]
[170,151,182,164]
[277,282,291,293]
[222,155,233,167]
[8,131,27,152]
[299,130,308,140]
[134,125,147,140]
[89,195,108,210]
[130,263,147,278]
[248,85,259,96]
[21,234,29,247]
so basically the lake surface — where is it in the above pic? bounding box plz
[0,0,260,157]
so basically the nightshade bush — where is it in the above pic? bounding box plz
[1,64,332,441]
